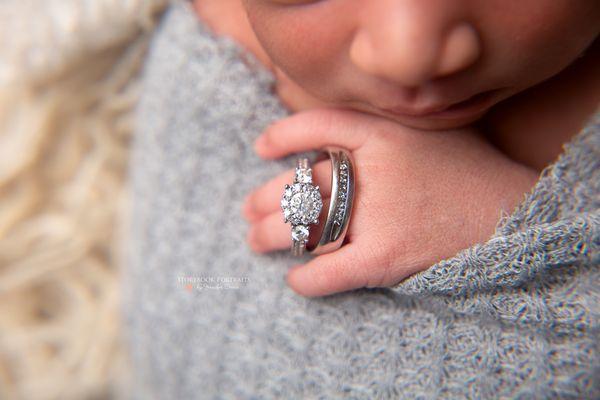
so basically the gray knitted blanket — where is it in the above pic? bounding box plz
[123,3,600,399]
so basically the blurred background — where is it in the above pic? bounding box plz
[0,1,168,398]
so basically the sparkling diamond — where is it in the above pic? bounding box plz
[295,168,312,183]
[291,225,309,242]
[281,182,323,225]
[290,192,315,214]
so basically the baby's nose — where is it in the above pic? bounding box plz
[349,1,481,87]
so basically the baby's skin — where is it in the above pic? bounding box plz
[194,0,600,297]
[247,109,538,296]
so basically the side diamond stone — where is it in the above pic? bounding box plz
[295,168,312,183]
[291,225,309,242]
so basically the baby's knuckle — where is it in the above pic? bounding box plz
[247,227,261,250]
[355,237,394,288]
[311,262,338,292]
[346,253,371,289]
[262,124,280,147]
[304,108,336,133]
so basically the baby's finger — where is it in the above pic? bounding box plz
[243,159,332,222]
[286,244,371,297]
[246,199,330,253]
[246,211,290,253]
[254,108,373,159]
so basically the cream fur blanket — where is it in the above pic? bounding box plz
[0,1,166,399]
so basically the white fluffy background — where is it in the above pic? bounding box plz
[0,1,167,398]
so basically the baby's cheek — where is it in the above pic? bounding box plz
[248,5,350,98]
[481,1,599,90]
[273,32,339,90]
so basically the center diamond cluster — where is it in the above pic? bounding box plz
[281,183,323,225]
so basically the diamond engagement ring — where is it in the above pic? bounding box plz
[281,158,323,256]
[281,147,355,257]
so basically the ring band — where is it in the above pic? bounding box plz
[307,147,355,255]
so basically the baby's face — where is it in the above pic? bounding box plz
[243,0,599,130]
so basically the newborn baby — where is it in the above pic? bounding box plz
[194,0,600,297]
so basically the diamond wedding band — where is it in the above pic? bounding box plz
[307,147,354,255]
[281,147,355,256]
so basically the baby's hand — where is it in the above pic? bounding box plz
[243,108,539,297]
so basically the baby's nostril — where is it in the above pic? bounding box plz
[348,29,375,74]
[436,23,481,77]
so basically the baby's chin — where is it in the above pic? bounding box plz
[382,111,487,131]
[272,69,490,131]
[318,88,502,131]
[348,102,489,131]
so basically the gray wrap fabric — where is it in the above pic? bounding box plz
[123,3,600,399]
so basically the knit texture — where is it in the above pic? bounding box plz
[122,3,600,399]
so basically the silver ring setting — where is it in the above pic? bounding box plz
[307,147,355,255]
[281,158,323,256]
[281,148,355,257]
